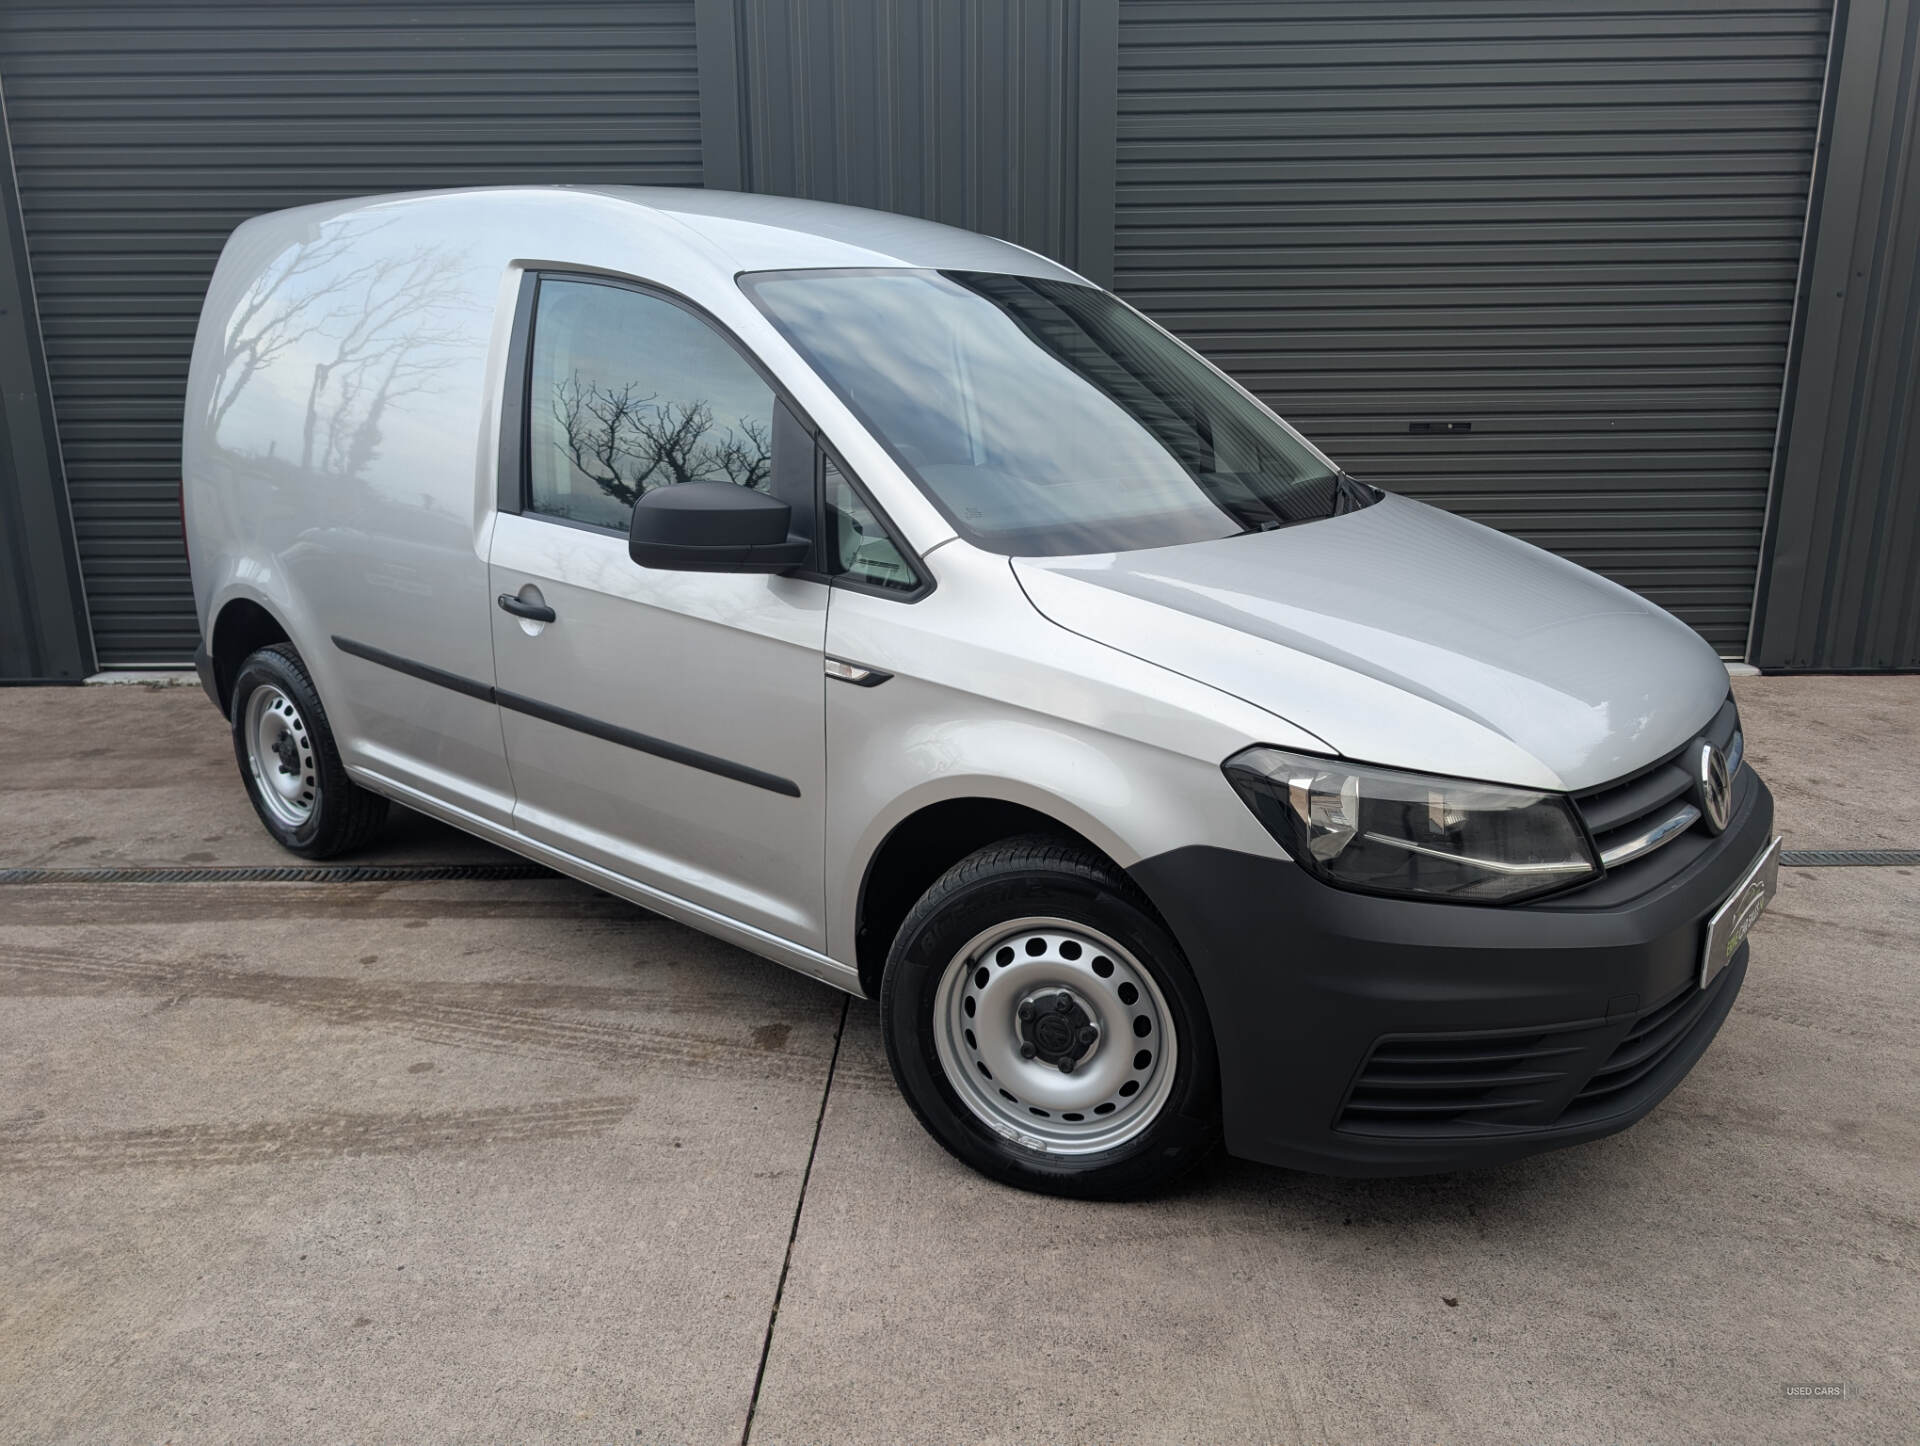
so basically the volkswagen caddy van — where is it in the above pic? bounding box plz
[184,187,1778,1197]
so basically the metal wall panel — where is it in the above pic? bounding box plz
[0,76,93,682]
[0,1,702,666]
[703,0,1118,279]
[1753,0,1920,669]
[1114,0,1834,653]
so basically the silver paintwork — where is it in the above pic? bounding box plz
[1014,493,1731,794]
[820,540,1301,966]
[365,767,859,990]
[933,918,1177,1155]
[184,186,1740,999]
[487,511,829,947]
[243,684,316,828]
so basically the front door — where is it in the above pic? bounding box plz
[488,275,828,949]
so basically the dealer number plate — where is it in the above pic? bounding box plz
[1702,835,1782,989]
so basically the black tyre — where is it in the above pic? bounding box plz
[229,642,388,858]
[880,834,1220,1199]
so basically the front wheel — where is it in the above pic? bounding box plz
[880,836,1220,1198]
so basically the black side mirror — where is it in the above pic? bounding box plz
[628,482,810,573]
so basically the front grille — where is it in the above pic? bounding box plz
[1335,952,1745,1139]
[1574,695,1740,879]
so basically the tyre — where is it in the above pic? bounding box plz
[880,834,1220,1198]
[229,642,388,858]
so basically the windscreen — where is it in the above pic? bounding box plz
[742,268,1373,555]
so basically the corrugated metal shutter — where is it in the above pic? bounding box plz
[1753,0,1920,670]
[1115,0,1833,654]
[723,0,1099,269]
[0,1,702,666]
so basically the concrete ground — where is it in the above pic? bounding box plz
[0,675,1914,1444]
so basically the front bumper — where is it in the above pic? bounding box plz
[1129,767,1774,1176]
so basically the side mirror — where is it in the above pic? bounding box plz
[627,482,810,573]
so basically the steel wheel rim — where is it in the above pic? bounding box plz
[244,683,318,829]
[932,916,1178,1156]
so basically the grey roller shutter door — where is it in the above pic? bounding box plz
[0,1,702,667]
[1115,0,1833,653]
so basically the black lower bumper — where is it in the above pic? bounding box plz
[1130,769,1774,1176]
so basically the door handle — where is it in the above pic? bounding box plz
[497,593,556,623]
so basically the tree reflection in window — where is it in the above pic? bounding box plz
[529,280,776,529]
[552,377,770,504]
[208,217,482,485]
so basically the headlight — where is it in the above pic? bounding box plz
[1222,747,1599,903]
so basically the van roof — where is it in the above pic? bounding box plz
[255,185,1082,285]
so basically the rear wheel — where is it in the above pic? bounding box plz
[881,835,1220,1198]
[230,643,387,858]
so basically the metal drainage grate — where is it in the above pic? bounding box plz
[1779,850,1920,868]
[0,862,559,886]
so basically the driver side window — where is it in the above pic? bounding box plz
[525,278,777,531]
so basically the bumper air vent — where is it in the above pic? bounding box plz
[1335,951,1746,1140]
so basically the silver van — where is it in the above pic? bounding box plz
[184,187,1779,1197]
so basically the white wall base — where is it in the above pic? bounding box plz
[84,669,195,686]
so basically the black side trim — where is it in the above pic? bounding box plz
[496,269,540,517]
[494,685,801,797]
[330,635,800,798]
[333,634,492,702]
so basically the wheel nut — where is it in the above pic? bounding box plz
[1019,1042,1037,1059]
[1053,994,1073,1013]
[1018,1001,1035,1021]
[1077,1026,1097,1047]
[1057,1057,1075,1074]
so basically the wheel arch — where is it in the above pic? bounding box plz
[851,791,1156,999]
[206,594,292,716]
